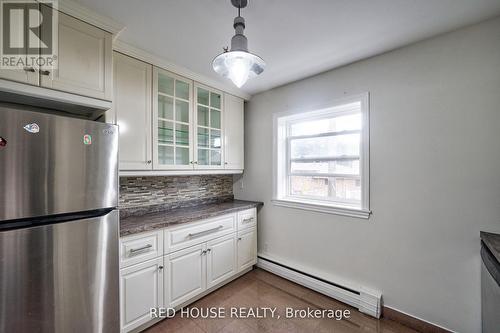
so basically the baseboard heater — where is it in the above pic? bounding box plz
[257,256,382,318]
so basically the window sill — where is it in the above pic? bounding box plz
[271,198,371,219]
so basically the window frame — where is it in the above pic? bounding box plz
[272,93,371,219]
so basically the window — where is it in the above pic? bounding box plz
[273,94,370,218]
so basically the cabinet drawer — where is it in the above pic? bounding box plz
[237,208,257,231]
[165,214,236,253]
[120,230,163,268]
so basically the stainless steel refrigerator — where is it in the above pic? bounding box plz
[0,103,119,333]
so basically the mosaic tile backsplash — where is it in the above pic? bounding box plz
[119,175,234,211]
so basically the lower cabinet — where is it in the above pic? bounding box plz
[206,234,237,289]
[237,228,257,272]
[120,257,164,332]
[165,243,206,308]
[119,209,257,333]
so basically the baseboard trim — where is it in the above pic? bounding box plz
[382,306,455,333]
[257,256,382,318]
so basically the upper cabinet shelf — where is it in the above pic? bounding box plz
[114,53,244,175]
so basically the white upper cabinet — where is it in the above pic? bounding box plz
[113,55,244,174]
[223,94,244,170]
[0,3,39,85]
[153,68,194,170]
[40,11,113,100]
[194,83,224,169]
[114,52,153,170]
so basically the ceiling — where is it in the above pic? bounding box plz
[75,0,500,96]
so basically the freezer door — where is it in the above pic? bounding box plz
[0,104,118,221]
[0,210,119,333]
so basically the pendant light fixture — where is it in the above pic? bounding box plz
[212,0,265,88]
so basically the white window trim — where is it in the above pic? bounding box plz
[272,93,371,219]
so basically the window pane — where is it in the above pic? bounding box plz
[290,113,361,136]
[198,127,209,148]
[175,80,189,100]
[197,127,209,148]
[158,95,173,120]
[158,145,174,165]
[176,147,189,165]
[291,160,359,175]
[290,176,361,203]
[210,92,221,109]
[197,106,209,126]
[290,176,328,197]
[197,88,209,106]
[290,133,360,159]
[175,100,189,123]
[175,124,189,146]
[210,150,221,166]
[210,130,221,148]
[198,149,209,165]
[210,109,221,129]
[329,177,361,202]
[158,73,174,96]
[158,120,173,144]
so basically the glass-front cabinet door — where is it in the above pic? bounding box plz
[153,68,193,169]
[194,84,224,169]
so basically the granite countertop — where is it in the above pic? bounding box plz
[120,200,263,237]
[481,231,500,263]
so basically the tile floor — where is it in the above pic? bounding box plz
[145,268,418,333]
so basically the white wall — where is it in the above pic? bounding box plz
[234,16,500,333]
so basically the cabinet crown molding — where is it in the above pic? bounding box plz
[58,0,125,35]
[113,39,251,101]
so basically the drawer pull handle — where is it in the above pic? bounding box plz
[129,244,153,255]
[188,225,224,238]
[242,217,254,224]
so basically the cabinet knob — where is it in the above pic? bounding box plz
[224,162,228,165]
[206,248,212,253]
[146,160,152,164]
[201,250,206,255]
[158,265,164,270]
[193,161,198,164]
[40,70,51,76]
[237,237,242,241]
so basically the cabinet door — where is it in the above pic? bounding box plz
[206,234,237,289]
[153,68,194,170]
[40,11,112,100]
[237,227,257,272]
[0,3,39,85]
[223,94,244,170]
[114,52,153,170]
[194,83,224,169]
[120,257,164,333]
[165,243,206,308]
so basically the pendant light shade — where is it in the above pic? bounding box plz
[212,0,265,88]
